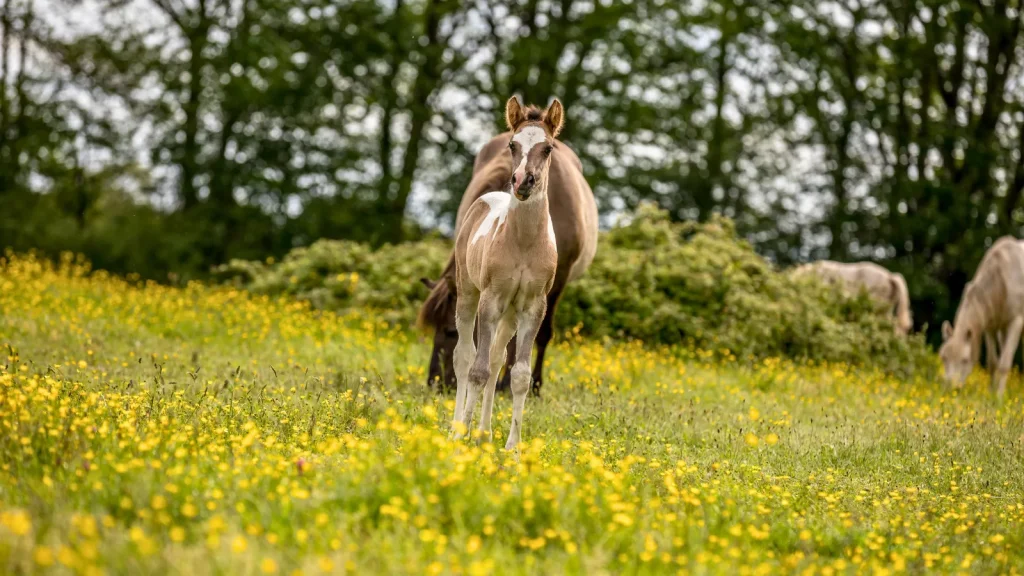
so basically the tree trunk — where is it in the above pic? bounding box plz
[376,0,405,207]
[180,29,208,210]
[0,2,11,193]
[700,8,731,221]
[391,0,445,241]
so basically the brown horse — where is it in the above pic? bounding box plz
[419,97,598,398]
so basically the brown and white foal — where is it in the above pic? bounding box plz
[451,96,562,449]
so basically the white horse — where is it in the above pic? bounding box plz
[940,236,1024,396]
[793,260,913,335]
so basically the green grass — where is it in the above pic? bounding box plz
[1,253,1023,575]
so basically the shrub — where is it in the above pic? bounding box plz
[557,205,931,374]
[215,238,451,325]
[217,206,932,373]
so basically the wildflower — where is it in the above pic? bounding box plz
[232,536,248,554]
[0,509,31,536]
[57,546,77,567]
[612,513,634,527]
[34,546,55,567]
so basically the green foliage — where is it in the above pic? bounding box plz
[216,238,451,325]
[222,206,932,373]
[4,251,1022,574]
[560,206,931,373]
[7,0,1024,343]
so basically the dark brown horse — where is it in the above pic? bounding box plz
[419,98,598,396]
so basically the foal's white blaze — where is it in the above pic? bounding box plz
[512,126,547,175]
[470,191,511,245]
[547,215,556,247]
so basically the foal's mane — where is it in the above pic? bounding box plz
[510,106,548,131]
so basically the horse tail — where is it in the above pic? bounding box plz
[417,253,457,332]
[891,272,912,335]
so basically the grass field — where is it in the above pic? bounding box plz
[1,253,1024,575]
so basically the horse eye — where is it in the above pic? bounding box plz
[508,141,515,150]
[544,145,554,155]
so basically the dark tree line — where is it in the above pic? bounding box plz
[2,0,1024,341]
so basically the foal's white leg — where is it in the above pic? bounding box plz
[460,293,504,434]
[994,317,1024,397]
[505,299,545,451]
[452,290,479,437]
[477,316,515,443]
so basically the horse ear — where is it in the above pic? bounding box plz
[942,321,953,341]
[420,277,436,289]
[544,98,565,138]
[505,96,525,131]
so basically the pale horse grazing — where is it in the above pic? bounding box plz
[792,261,913,335]
[939,236,1024,395]
[451,96,565,449]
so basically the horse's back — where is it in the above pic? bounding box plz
[804,261,894,302]
[973,237,1024,318]
[549,151,598,282]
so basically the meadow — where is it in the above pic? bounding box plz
[1,253,1024,575]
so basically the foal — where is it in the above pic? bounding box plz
[452,96,561,449]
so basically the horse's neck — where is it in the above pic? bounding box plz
[506,187,550,246]
[960,286,998,334]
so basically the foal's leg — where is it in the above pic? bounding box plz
[994,317,1024,397]
[452,289,479,437]
[506,298,545,451]
[477,315,515,443]
[460,292,504,433]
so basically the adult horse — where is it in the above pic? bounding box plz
[419,97,598,396]
[939,236,1024,396]
[792,260,913,335]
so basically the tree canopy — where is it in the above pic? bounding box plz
[2,0,1024,342]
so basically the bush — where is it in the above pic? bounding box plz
[215,238,451,325]
[218,205,932,373]
[557,205,931,374]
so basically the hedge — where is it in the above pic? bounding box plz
[216,205,932,373]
